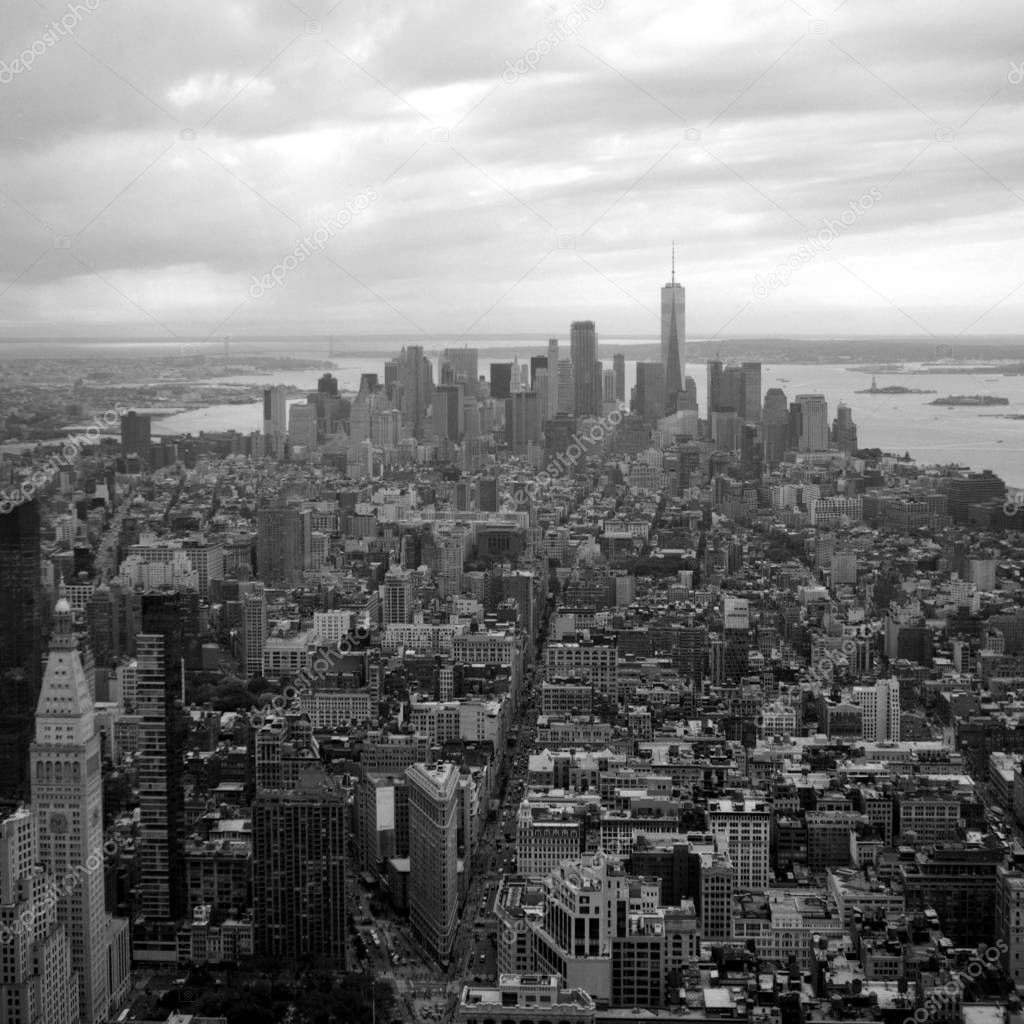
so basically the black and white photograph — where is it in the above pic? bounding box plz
[1,1,1023,1022]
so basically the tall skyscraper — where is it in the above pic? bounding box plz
[33,589,130,1023]
[136,632,186,922]
[317,371,338,395]
[489,362,513,400]
[288,402,317,448]
[512,357,528,392]
[382,569,415,626]
[832,403,858,453]
[119,410,151,459]
[741,362,762,422]
[253,763,346,961]
[661,247,685,389]
[534,368,551,424]
[85,581,118,667]
[706,360,724,418]
[0,805,80,1024]
[442,347,478,396]
[547,338,559,417]
[434,534,464,599]
[376,406,402,448]
[399,345,433,438]
[256,507,305,588]
[713,363,761,423]
[762,387,789,464]
[854,677,900,742]
[407,761,460,964]
[505,391,542,454]
[794,394,829,451]
[262,385,288,439]
[432,384,464,443]
[241,585,268,677]
[462,398,481,441]
[602,368,617,404]
[0,499,41,802]
[347,391,370,450]
[529,355,548,387]
[570,320,600,417]
[664,298,683,410]
[708,797,771,892]
[634,363,666,423]
[612,353,626,401]
[137,589,196,925]
[556,359,574,415]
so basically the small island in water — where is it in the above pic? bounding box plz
[856,377,936,395]
[930,394,1010,406]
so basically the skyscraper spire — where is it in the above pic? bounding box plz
[661,246,685,402]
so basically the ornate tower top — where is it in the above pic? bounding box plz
[35,585,95,740]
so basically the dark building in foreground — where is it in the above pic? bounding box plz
[899,843,1002,946]
[136,632,188,927]
[135,591,197,931]
[0,499,42,803]
[253,763,347,961]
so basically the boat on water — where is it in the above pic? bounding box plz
[929,394,1010,406]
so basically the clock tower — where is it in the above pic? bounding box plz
[32,585,125,1024]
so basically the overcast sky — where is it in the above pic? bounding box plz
[1,0,1022,341]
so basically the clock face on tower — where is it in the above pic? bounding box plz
[49,813,68,835]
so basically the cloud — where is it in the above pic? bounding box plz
[0,0,1021,338]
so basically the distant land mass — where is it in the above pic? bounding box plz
[0,334,1022,365]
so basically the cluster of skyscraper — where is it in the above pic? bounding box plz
[0,566,132,1023]
[248,253,694,469]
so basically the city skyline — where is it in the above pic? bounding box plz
[2,3,1024,1021]
[2,295,1024,1022]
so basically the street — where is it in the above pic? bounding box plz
[339,679,538,1023]
[446,686,536,985]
